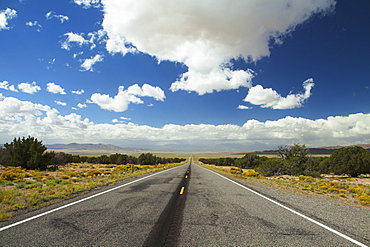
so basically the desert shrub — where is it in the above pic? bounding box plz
[328,146,370,177]
[87,169,103,176]
[24,182,42,189]
[242,170,260,177]
[255,158,285,176]
[236,154,266,169]
[59,174,70,179]
[229,167,241,174]
[2,136,55,170]
[298,175,315,182]
[113,164,131,172]
[0,166,26,181]
[63,171,78,177]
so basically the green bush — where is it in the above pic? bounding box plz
[2,136,55,170]
[255,158,285,177]
[328,146,370,177]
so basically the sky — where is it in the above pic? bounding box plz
[0,0,369,152]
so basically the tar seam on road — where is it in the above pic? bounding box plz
[200,165,368,247]
[143,164,191,247]
[0,165,184,232]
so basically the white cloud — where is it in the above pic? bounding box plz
[0,8,17,30]
[243,78,315,109]
[87,29,106,49]
[72,89,85,95]
[61,32,88,50]
[112,116,131,123]
[62,31,105,51]
[0,81,18,92]
[80,54,103,71]
[170,68,255,95]
[0,93,51,117]
[0,93,369,152]
[101,0,335,94]
[77,103,87,108]
[127,83,166,101]
[46,82,66,95]
[90,86,143,112]
[237,105,252,110]
[45,11,69,23]
[17,82,41,94]
[26,21,37,26]
[73,0,101,8]
[120,116,131,121]
[26,20,42,31]
[90,84,165,112]
[55,100,67,106]
[73,52,84,58]
[0,94,93,142]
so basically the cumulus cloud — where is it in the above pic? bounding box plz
[112,116,131,123]
[55,100,67,106]
[0,93,51,117]
[170,68,254,95]
[61,32,88,50]
[72,89,85,95]
[77,103,87,108]
[0,93,369,151]
[127,83,166,101]
[17,82,41,94]
[46,82,66,95]
[62,30,105,51]
[80,54,103,71]
[0,8,17,30]
[237,105,252,110]
[244,78,315,109]
[45,11,69,23]
[73,0,101,8]
[0,81,18,92]
[101,0,335,94]
[0,94,92,142]
[90,84,165,112]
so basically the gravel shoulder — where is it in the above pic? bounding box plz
[207,167,370,246]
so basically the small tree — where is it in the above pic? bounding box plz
[138,153,157,165]
[277,143,311,175]
[329,146,370,177]
[3,136,54,170]
[255,158,285,176]
[277,143,309,162]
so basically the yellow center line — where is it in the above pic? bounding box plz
[180,187,185,194]
[185,175,188,178]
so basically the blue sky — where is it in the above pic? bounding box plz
[0,0,369,152]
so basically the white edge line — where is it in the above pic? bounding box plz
[199,165,367,247]
[0,165,183,232]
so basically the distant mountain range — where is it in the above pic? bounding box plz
[249,144,370,155]
[2,142,369,155]
[46,143,150,154]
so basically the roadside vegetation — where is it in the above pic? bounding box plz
[198,143,370,206]
[0,136,186,221]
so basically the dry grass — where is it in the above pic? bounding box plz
[0,162,184,221]
[200,163,370,207]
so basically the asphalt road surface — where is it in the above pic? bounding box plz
[0,159,367,246]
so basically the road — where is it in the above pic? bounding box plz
[0,159,367,246]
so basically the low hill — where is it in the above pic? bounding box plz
[250,144,370,156]
[46,143,150,155]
